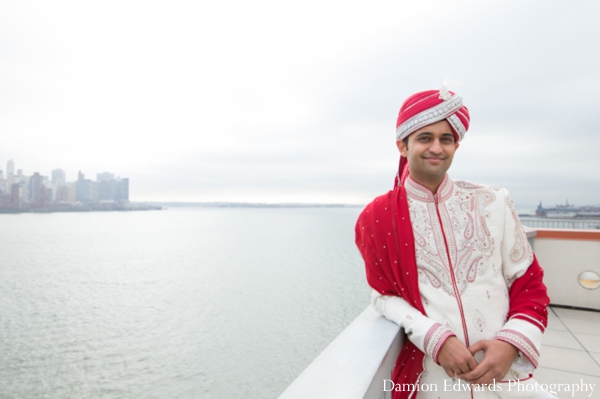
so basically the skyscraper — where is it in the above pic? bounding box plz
[29,172,44,206]
[6,159,14,189]
[7,160,14,175]
[120,178,129,201]
[0,170,5,194]
[52,168,66,187]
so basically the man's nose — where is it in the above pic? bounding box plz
[429,139,443,153]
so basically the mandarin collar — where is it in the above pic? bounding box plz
[405,174,454,203]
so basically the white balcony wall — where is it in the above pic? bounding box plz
[534,230,600,310]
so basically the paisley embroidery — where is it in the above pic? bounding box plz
[463,212,474,240]
[466,255,481,283]
[421,268,443,289]
[409,178,496,296]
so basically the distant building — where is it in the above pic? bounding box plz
[91,181,100,202]
[52,168,66,187]
[120,178,129,201]
[99,180,117,201]
[29,172,45,206]
[76,179,93,202]
[17,172,29,202]
[10,184,21,207]
[6,160,14,189]
[95,173,129,202]
[97,172,115,182]
[55,185,69,202]
[536,201,600,219]
[0,170,5,194]
[68,182,77,202]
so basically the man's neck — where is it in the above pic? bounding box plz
[408,173,445,194]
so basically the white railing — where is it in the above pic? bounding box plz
[521,218,600,230]
[279,306,402,399]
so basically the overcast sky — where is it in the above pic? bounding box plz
[1,0,599,207]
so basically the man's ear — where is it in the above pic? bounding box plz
[396,140,408,157]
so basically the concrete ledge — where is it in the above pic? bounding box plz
[279,306,402,399]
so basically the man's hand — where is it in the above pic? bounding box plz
[437,336,478,378]
[458,340,518,385]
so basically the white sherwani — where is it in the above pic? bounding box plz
[372,175,552,398]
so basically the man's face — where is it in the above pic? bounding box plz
[396,120,459,185]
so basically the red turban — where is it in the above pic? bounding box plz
[395,87,470,142]
[394,87,470,185]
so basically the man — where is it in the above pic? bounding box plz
[355,88,552,399]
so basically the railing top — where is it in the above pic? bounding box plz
[523,227,537,238]
[535,228,600,241]
[279,306,401,399]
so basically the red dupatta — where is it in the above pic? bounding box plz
[355,185,425,399]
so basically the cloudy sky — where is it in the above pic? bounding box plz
[1,0,599,207]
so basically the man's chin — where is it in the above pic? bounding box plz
[423,164,449,174]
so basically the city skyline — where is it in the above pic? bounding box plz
[1,1,599,207]
[0,158,129,211]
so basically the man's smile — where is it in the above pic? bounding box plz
[423,156,446,163]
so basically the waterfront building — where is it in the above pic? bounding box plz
[96,173,129,202]
[29,172,45,206]
[0,189,9,208]
[91,181,100,202]
[67,182,77,202]
[535,201,600,219]
[52,168,66,188]
[76,179,93,202]
[10,184,21,206]
[0,170,6,194]
[119,178,129,201]
[99,180,117,201]
[55,185,69,202]
[6,159,14,189]
[97,172,115,182]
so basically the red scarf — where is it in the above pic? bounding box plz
[355,185,549,399]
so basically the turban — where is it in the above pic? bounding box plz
[394,87,470,185]
[395,86,470,142]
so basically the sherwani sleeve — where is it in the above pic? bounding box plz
[371,290,455,364]
[496,188,544,371]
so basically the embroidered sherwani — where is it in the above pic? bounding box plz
[371,175,549,398]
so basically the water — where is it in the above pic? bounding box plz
[0,207,370,398]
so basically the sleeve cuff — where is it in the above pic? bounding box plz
[495,329,540,368]
[424,323,456,365]
[496,317,544,370]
